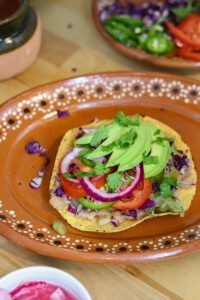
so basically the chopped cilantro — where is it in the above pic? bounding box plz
[114,111,140,127]
[131,114,140,126]
[170,144,178,155]
[106,172,124,192]
[76,171,94,178]
[123,173,132,184]
[78,148,93,158]
[143,156,159,165]
[94,162,110,175]
[171,1,199,22]
[118,129,137,147]
[160,182,173,198]
[153,129,161,136]
[114,111,131,127]
[102,129,137,151]
[154,136,169,145]
[63,172,74,178]
[101,142,116,152]
[159,177,179,198]
[90,125,109,147]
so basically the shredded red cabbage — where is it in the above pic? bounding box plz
[57,109,70,118]
[67,204,76,214]
[172,151,189,173]
[165,158,173,174]
[111,218,119,227]
[152,182,159,193]
[76,204,83,214]
[29,169,45,189]
[138,199,155,210]
[121,209,137,218]
[75,128,85,139]
[54,186,65,198]
[100,0,198,26]
[25,141,46,154]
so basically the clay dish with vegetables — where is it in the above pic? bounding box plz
[93,0,200,69]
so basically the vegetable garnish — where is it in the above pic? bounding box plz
[90,125,109,147]
[105,172,126,192]
[159,177,179,198]
[114,111,140,127]
[94,161,110,175]
[25,141,46,154]
[57,109,70,118]
[171,0,199,22]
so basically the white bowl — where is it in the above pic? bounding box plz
[0,266,91,300]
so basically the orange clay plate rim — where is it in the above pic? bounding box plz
[92,0,200,70]
[0,71,200,264]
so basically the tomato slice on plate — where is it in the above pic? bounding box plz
[60,174,107,199]
[177,47,200,62]
[166,15,200,49]
[113,178,152,210]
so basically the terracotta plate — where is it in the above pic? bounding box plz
[0,72,200,264]
[92,0,200,69]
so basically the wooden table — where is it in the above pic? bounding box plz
[0,1,199,299]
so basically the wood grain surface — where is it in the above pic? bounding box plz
[0,1,200,299]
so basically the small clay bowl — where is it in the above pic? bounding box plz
[0,0,41,80]
[0,266,91,300]
[92,0,200,69]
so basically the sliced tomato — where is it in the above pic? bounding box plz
[60,175,87,198]
[60,174,107,199]
[113,178,152,210]
[177,47,200,62]
[178,14,200,46]
[166,20,200,49]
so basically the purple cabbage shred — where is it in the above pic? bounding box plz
[138,199,155,210]
[152,182,159,193]
[165,158,173,174]
[67,204,76,214]
[121,209,137,218]
[75,128,85,139]
[100,0,199,26]
[54,186,65,198]
[25,141,46,154]
[172,151,189,173]
[57,109,70,118]
[111,218,119,227]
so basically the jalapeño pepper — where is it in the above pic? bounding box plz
[78,197,115,210]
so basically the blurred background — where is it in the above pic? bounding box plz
[1,0,200,103]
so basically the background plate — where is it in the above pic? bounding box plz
[0,71,200,263]
[92,0,200,70]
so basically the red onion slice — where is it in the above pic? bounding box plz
[60,147,83,183]
[80,164,143,202]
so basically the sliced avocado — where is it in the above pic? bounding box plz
[110,122,156,171]
[75,122,116,145]
[144,140,170,178]
[87,126,131,159]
